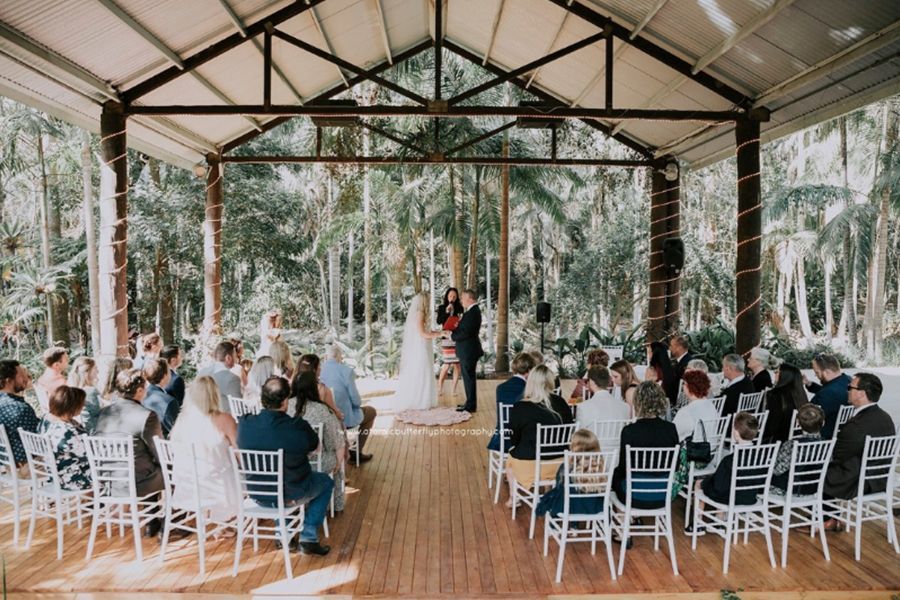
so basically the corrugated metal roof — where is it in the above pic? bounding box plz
[0,0,897,170]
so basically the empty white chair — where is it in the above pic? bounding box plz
[155,438,231,577]
[691,443,779,573]
[488,403,513,504]
[711,396,726,417]
[589,419,631,450]
[83,435,162,562]
[0,424,29,546]
[229,396,260,419]
[611,445,680,576]
[230,448,305,578]
[767,438,835,566]
[679,414,733,524]
[835,404,854,433]
[600,345,624,362]
[543,449,618,582]
[19,430,92,559]
[824,434,900,561]
[738,391,765,413]
[345,428,361,467]
[511,423,576,539]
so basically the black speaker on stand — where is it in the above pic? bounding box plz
[536,301,551,354]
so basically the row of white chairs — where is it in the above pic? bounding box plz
[0,423,335,579]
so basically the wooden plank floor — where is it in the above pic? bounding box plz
[3,379,900,598]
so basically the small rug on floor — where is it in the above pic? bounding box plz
[395,407,473,426]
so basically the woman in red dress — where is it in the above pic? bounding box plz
[436,287,464,397]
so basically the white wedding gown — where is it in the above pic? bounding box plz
[393,295,437,411]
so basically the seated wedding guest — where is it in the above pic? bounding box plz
[159,345,185,405]
[674,358,715,414]
[575,366,630,431]
[93,368,164,537]
[804,353,851,439]
[536,429,606,518]
[67,357,102,432]
[142,358,180,437]
[487,352,537,452]
[646,342,679,407]
[293,371,347,512]
[170,376,239,526]
[101,357,133,404]
[35,347,68,412]
[505,365,565,505]
[237,376,332,555]
[39,386,91,490]
[748,346,777,392]
[612,382,679,508]
[569,349,610,403]
[270,340,295,380]
[134,332,162,370]
[197,341,243,413]
[321,346,377,463]
[762,363,809,443]
[673,370,718,442]
[698,412,760,507]
[245,356,275,402]
[0,359,39,468]
[669,335,693,382]
[293,354,343,422]
[609,359,639,411]
[720,353,755,416]
[823,373,895,531]
[228,337,248,390]
[771,404,825,493]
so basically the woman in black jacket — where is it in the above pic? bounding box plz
[505,365,567,505]
[761,363,808,443]
[647,341,679,408]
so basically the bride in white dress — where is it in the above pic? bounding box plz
[394,292,443,411]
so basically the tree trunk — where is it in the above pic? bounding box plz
[824,260,834,339]
[318,258,329,324]
[203,154,223,335]
[363,127,373,355]
[347,231,354,340]
[494,134,510,373]
[386,272,393,337]
[486,252,493,354]
[429,230,435,316]
[449,167,465,289]
[36,135,54,346]
[81,131,101,353]
[329,244,341,335]
[839,116,857,348]
[466,167,481,291]
[46,141,71,346]
[795,260,814,342]
[734,119,763,357]
[865,105,892,359]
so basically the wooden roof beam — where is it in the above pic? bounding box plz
[372,0,393,65]
[483,0,506,66]
[215,0,305,104]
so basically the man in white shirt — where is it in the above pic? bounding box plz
[197,341,243,413]
[575,366,631,430]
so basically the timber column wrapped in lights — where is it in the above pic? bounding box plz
[734,109,769,357]
[203,153,224,334]
[646,157,681,343]
[98,101,130,358]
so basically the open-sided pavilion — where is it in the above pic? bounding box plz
[3,0,899,362]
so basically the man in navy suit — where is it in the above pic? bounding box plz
[237,376,333,556]
[487,352,537,451]
[451,289,484,413]
[160,345,185,406]
[142,358,180,437]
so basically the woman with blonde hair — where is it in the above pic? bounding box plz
[269,340,295,380]
[67,356,102,431]
[100,357,133,403]
[169,376,239,525]
[244,356,275,402]
[536,428,607,517]
[258,309,283,357]
[504,365,565,506]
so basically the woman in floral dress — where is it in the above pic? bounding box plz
[39,386,91,491]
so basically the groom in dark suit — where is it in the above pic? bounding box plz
[451,289,484,412]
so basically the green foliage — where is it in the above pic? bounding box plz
[763,335,856,369]
[686,322,737,372]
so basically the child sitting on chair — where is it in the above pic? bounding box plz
[536,428,606,517]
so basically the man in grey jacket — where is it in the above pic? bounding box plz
[197,341,242,413]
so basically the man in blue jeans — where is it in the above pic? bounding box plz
[237,376,333,556]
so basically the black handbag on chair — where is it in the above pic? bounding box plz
[685,419,712,464]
